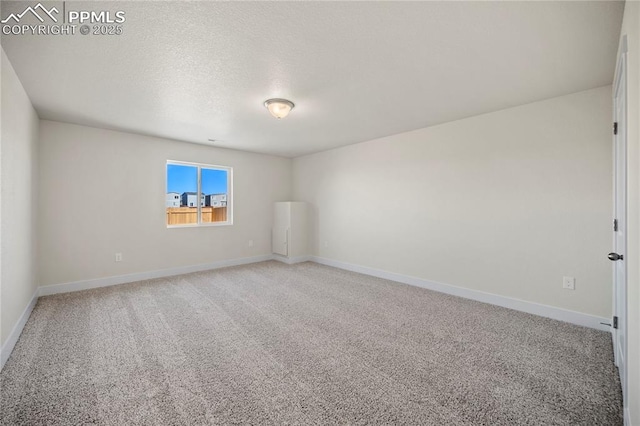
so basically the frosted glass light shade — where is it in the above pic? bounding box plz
[264,98,294,119]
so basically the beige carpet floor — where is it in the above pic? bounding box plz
[1,261,622,425]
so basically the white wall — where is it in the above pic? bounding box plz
[618,1,640,423]
[0,49,39,347]
[38,121,291,287]
[294,86,613,318]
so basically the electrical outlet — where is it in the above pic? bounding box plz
[115,253,123,262]
[248,240,254,248]
[324,241,329,248]
[562,276,575,290]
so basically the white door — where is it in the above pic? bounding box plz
[273,203,291,257]
[272,227,289,256]
[611,38,627,405]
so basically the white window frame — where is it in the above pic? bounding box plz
[166,160,233,228]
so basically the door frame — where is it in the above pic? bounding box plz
[612,34,628,412]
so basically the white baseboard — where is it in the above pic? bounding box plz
[1,251,612,380]
[311,256,610,332]
[1,255,274,370]
[273,255,312,265]
[1,288,38,370]
[39,254,274,296]
[2,253,611,373]
[60,253,601,332]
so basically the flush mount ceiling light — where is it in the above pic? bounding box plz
[264,98,295,119]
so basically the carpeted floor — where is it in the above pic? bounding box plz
[1,261,622,425]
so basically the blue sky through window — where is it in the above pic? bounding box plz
[167,164,228,195]
[202,168,228,195]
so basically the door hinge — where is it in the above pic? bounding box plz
[613,316,618,329]
[614,122,618,135]
[614,219,618,232]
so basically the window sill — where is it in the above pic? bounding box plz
[167,222,233,229]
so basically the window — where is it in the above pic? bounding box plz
[166,160,232,227]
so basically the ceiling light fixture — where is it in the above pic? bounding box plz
[264,98,295,119]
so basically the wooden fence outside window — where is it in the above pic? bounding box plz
[166,207,227,225]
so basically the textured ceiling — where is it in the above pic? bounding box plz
[0,1,624,157]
